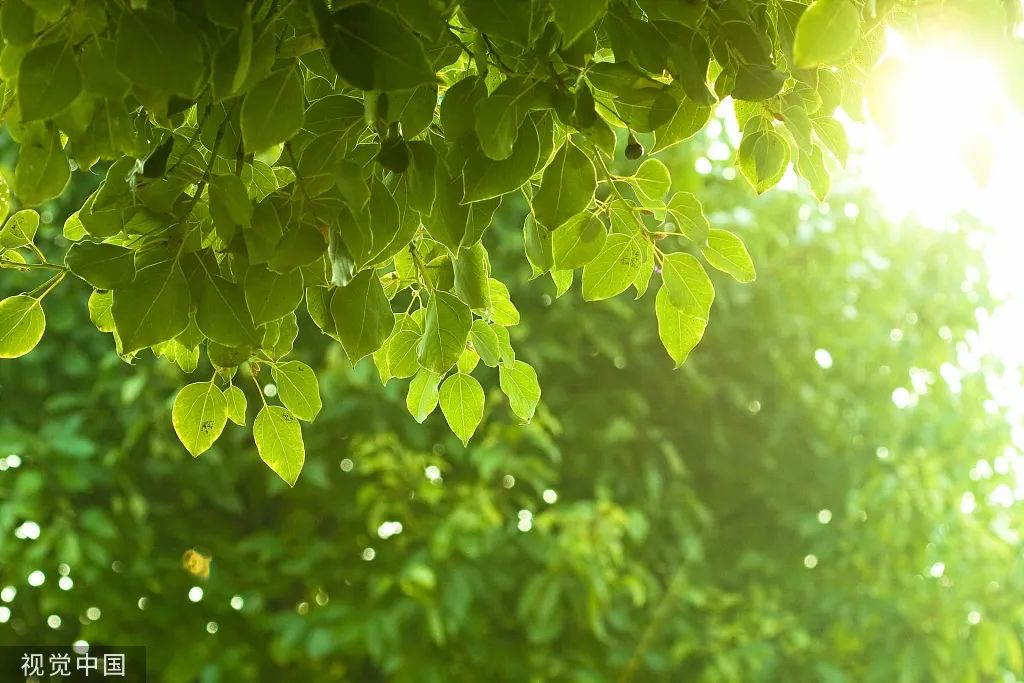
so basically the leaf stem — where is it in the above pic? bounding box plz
[0,257,66,271]
[32,271,67,302]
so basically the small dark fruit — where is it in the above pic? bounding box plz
[625,140,645,160]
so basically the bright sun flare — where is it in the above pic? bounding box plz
[855,30,1024,354]
[851,29,1024,461]
[859,30,1024,236]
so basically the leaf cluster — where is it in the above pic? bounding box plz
[0,0,886,480]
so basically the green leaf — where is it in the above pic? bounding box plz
[330,269,396,364]
[738,128,791,194]
[553,212,607,270]
[87,289,115,333]
[115,10,205,96]
[652,97,712,154]
[209,174,253,237]
[244,264,304,326]
[628,159,672,203]
[533,140,596,231]
[268,224,327,273]
[486,278,520,326]
[581,233,644,301]
[454,242,491,310]
[457,347,480,374]
[266,312,298,360]
[661,252,715,317]
[797,144,831,201]
[225,385,247,426]
[498,360,541,422]
[207,342,251,369]
[0,209,39,249]
[65,242,136,289]
[631,240,655,298]
[14,128,70,206]
[523,215,554,277]
[812,116,849,165]
[473,78,534,160]
[253,405,305,487]
[111,260,190,353]
[461,0,534,45]
[469,320,501,367]
[241,66,305,152]
[655,285,708,367]
[462,116,542,203]
[406,368,441,423]
[0,294,45,358]
[666,192,710,245]
[0,0,35,46]
[613,87,679,133]
[417,291,472,374]
[552,269,573,298]
[732,65,787,102]
[439,373,485,446]
[386,329,422,379]
[18,40,81,121]
[492,323,516,366]
[550,0,608,45]
[440,77,487,141]
[793,0,862,69]
[171,382,228,457]
[701,229,756,283]
[271,360,322,422]
[197,271,260,347]
[0,176,9,227]
[320,3,436,91]
[79,38,130,99]
[427,160,500,251]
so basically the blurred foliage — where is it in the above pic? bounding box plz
[1,122,1023,683]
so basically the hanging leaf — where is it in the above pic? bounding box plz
[533,140,597,231]
[319,3,437,91]
[172,383,228,457]
[655,285,708,368]
[253,405,305,486]
[498,360,541,422]
[111,260,191,353]
[330,269,396,364]
[0,295,45,358]
[417,291,472,374]
[661,252,715,317]
[18,40,81,121]
[439,372,485,446]
[225,385,248,426]
[701,229,756,283]
[581,233,644,301]
[793,0,862,69]
[407,369,442,423]
[65,242,136,289]
[241,67,305,152]
[271,360,322,421]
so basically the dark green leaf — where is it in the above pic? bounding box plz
[111,260,190,353]
[321,3,436,90]
[533,140,596,230]
[330,269,396,364]
[18,40,81,121]
[66,242,136,289]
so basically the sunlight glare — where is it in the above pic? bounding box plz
[861,31,1023,232]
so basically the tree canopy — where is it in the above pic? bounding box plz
[1,134,1021,680]
[0,0,952,481]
